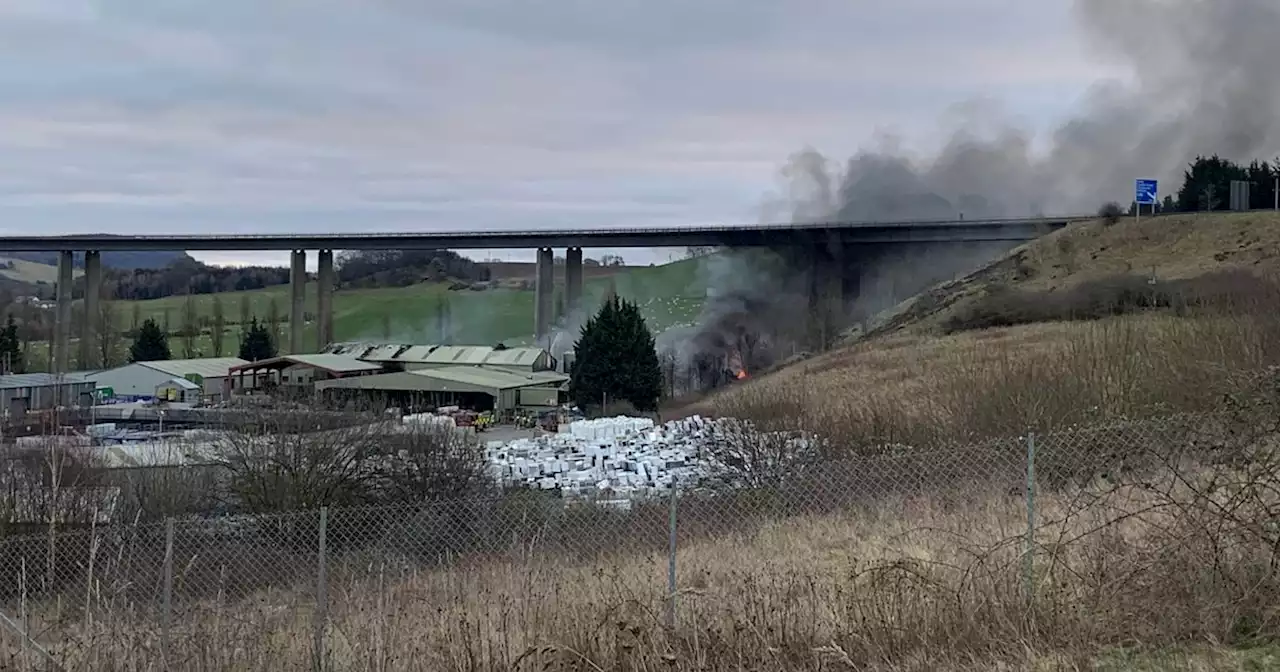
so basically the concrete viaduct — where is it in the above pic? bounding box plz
[0,215,1089,373]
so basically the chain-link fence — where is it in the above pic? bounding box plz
[0,411,1270,670]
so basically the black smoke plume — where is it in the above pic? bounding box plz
[662,0,1280,395]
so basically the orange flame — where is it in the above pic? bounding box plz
[736,370,748,380]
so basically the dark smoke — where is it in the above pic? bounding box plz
[662,0,1280,395]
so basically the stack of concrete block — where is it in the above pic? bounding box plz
[483,415,731,497]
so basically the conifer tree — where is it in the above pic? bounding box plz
[129,318,171,363]
[571,296,662,412]
[238,318,277,362]
[0,314,23,373]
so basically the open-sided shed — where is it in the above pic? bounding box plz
[230,354,385,393]
[315,365,568,416]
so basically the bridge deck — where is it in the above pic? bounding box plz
[0,216,1091,251]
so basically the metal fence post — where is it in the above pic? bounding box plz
[313,507,329,672]
[162,518,175,667]
[666,478,678,630]
[1023,432,1037,603]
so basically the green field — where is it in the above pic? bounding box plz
[0,255,82,285]
[114,256,709,353]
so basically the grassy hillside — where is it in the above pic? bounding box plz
[0,255,82,285]
[689,211,1280,439]
[116,256,709,350]
[862,211,1280,336]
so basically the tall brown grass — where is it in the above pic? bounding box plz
[5,302,1280,669]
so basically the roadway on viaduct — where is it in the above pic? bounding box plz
[0,215,1090,251]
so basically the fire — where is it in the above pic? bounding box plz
[727,348,748,381]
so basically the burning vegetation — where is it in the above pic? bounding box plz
[663,289,790,395]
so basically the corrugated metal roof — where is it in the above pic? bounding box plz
[363,344,411,362]
[161,377,201,390]
[411,366,567,390]
[0,373,96,389]
[283,354,384,373]
[425,346,493,366]
[329,341,551,369]
[483,347,545,367]
[392,345,439,362]
[315,371,444,392]
[139,357,248,379]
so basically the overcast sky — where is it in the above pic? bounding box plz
[0,0,1119,267]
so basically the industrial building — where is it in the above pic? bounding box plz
[315,365,569,417]
[88,357,250,404]
[0,373,97,416]
[156,377,201,404]
[228,354,384,393]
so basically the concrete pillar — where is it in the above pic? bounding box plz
[81,250,102,369]
[54,251,74,374]
[290,249,306,354]
[807,241,844,352]
[317,249,334,351]
[534,247,554,342]
[565,247,583,319]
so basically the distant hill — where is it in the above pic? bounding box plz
[0,250,192,270]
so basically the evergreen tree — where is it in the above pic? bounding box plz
[239,318,277,362]
[1177,155,1248,212]
[129,318,171,363]
[571,297,662,412]
[0,314,24,374]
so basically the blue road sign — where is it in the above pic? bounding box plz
[1136,179,1158,204]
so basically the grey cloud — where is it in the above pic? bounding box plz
[777,0,1280,221]
[0,0,1111,253]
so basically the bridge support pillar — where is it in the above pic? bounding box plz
[316,249,334,351]
[534,247,554,344]
[807,240,845,353]
[290,249,306,354]
[565,247,583,320]
[54,250,74,374]
[81,250,102,369]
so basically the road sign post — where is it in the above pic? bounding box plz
[1135,179,1158,222]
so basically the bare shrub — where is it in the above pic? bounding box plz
[944,271,1280,333]
[373,421,492,503]
[1098,200,1124,225]
[0,438,110,537]
[210,409,393,512]
[108,463,225,522]
[696,417,826,489]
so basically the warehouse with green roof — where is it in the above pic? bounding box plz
[314,365,569,416]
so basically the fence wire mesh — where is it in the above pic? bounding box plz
[0,411,1263,670]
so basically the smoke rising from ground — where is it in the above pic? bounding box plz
[662,0,1280,394]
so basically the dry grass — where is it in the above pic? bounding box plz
[5,458,1280,671]
[688,308,1280,447]
[871,211,1280,335]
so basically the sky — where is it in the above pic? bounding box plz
[0,0,1121,267]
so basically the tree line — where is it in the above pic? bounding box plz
[64,250,492,302]
[1124,155,1280,214]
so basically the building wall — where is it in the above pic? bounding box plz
[90,364,174,400]
[156,382,200,405]
[92,364,231,403]
[517,386,559,409]
[0,382,95,415]
[281,363,319,386]
[200,376,230,401]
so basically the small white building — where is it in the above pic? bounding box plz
[156,377,201,405]
[89,357,249,404]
